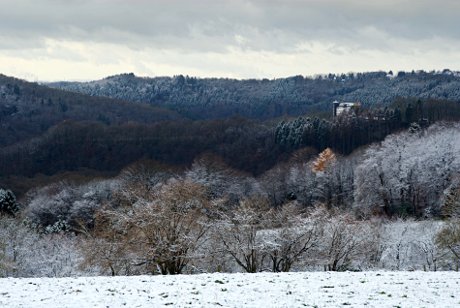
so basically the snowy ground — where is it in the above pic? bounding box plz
[1,271,460,307]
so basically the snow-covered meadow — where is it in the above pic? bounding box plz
[1,271,460,307]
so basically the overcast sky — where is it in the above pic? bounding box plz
[1,0,459,81]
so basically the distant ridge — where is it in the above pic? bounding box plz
[49,70,460,120]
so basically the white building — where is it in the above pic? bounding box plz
[333,100,361,117]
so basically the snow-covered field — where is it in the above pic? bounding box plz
[1,271,459,307]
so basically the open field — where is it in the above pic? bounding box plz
[1,271,460,307]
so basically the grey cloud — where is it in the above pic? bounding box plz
[0,0,459,53]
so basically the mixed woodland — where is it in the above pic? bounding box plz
[1,71,460,277]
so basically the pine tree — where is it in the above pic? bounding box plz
[0,189,18,215]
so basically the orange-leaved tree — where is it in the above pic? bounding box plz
[312,148,336,173]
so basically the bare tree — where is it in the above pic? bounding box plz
[259,164,292,207]
[79,210,137,276]
[436,220,460,270]
[83,178,212,275]
[414,221,447,271]
[380,220,416,270]
[262,203,321,272]
[320,210,378,271]
[0,217,16,276]
[216,197,270,273]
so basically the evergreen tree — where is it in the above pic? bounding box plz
[0,189,18,215]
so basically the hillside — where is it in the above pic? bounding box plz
[0,74,181,147]
[2,72,460,198]
[49,70,460,120]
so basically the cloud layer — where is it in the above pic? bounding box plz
[1,0,459,81]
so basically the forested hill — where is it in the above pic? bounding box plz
[0,74,181,146]
[2,71,460,197]
[49,70,460,120]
